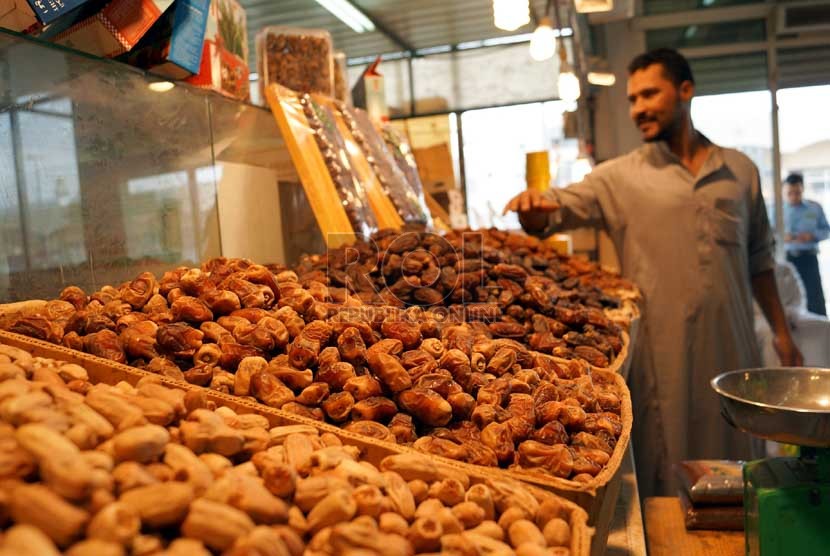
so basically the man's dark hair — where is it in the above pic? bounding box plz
[628,48,695,87]
[785,172,804,187]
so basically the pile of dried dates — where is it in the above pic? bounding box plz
[3,229,635,481]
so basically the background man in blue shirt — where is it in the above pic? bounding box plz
[784,172,829,316]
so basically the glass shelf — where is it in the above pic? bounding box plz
[0,28,317,303]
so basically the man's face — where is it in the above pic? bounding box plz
[786,183,803,205]
[627,64,691,142]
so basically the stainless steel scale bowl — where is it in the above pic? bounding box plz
[711,367,830,447]
[711,367,830,556]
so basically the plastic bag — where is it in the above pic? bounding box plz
[257,26,334,96]
[313,95,404,231]
[678,489,744,531]
[381,125,434,223]
[674,460,744,505]
[264,83,358,247]
[300,94,377,238]
[338,104,432,227]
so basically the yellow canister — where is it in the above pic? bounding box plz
[525,151,551,192]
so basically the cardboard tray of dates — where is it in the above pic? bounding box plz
[0,337,592,555]
[0,230,638,536]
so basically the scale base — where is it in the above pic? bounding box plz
[744,454,830,555]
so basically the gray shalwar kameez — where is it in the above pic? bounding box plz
[542,140,775,497]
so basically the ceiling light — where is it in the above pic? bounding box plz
[148,81,175,93]
[587,71,616,86]
[316,0,376,33]
[493,0,530,31]
[529,17,557,61]
[574,0,614,13]
[558,70,580,102]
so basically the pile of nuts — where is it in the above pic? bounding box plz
[3,230,631,481]
[259,29,334,96]
[0,342,579,555]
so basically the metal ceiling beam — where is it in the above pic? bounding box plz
[679,32,830,59]
[351,0,416,53]
[632,3,771,30]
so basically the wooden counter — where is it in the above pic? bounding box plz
[645,497,744,556]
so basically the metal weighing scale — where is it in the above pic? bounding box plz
[712,368,830,556]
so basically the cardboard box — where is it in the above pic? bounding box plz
[185,0,248,100]
[26,0,91,23]
[412,143,455,192]
[119,0,209,79]
[0,0,38,31]
[352,56,388,124]
[1,0,96,33]
[49,0,174,58]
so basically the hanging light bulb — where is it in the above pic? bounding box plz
[529,16,557,61]
[493,0,530,31]
[558,68,580,102]
[557,43,581,102]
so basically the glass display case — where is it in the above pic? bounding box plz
[0,29,323,303]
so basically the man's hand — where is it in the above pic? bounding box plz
[503,190,560,234]
[785,232,795,241]
[774,331,803,367]
[797,232,815,243]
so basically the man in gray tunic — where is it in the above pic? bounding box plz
[505,48,802,497]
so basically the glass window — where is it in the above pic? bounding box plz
[16,106,87,271]
[646,19,765,50]
[691,90,775,225]
[778,84,830,315]
[461,101,579,230]
[643,0,761,16]
[0,113,25,299]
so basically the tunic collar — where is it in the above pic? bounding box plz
[646,133,727,185]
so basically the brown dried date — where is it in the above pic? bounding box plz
[336,326,367,365]
[350,396,398,422]
[447,392,475,421]
[380,318,422,351]
[322,391,355,422]
[343,421,396,443]
[480,422,514,465]
[573,345,610,367]
[59,285,88,310]
[367,352,412,394]
[413,436,468,461]
[280,402,324,421]
[120,272,158,309]
[517,441,574,477]
[388,413,417,444]
[343,375,382,401]
[267,365,314,391]
[317,361,357,391]
[218,342,262,371]
[533,420,570,446]
[83,329,126,363]
[200,289,241,315]
[296,382,330,406]
[10,315,63,343]
[251,371,294,408]
[397,388,452,427]
[488,322,526,338]
[536,401,587,429]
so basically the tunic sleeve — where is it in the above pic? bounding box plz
[748,168,776,276]
[533,169,609,237]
